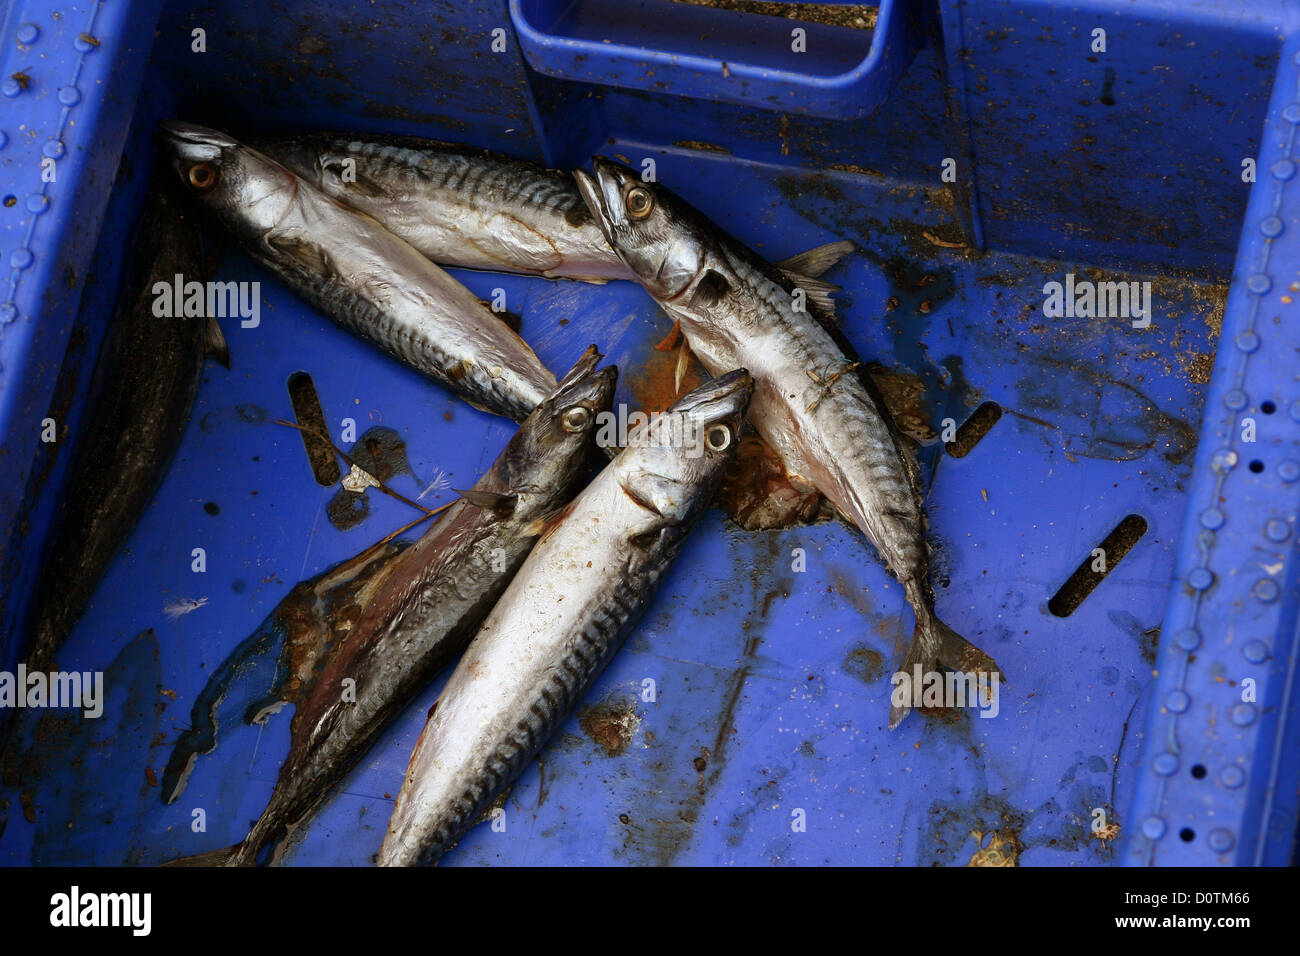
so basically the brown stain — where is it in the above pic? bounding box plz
[625,342,707,414]
[842,643,886,685]
[717,435,823,531]
[866,363,938,443]
[638,537,789,865]
[966,827,1022,867]
[672,140,732,155]
[1181,351,1214,385]
[670,1,878,31]
[579,696,641,757]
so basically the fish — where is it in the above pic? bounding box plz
[379,369,753,866]
[574,158,1003,729]
[163,348,615,866]
[250,131,850,293]
[250,131,638,283]
[2,175,229,785]
[155,121,558,423]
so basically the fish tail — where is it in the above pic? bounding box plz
[888,614,940,731]
[890,582,1005,730]
[160,843,249,867]
[933,618,1004,681]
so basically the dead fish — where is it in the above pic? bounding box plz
[155,121,558,423]
[575,158,1002,729]
[163,349,615,866]
[252,131,852,293]
[251,131,638,283]
[2,175,229,784]
[380,369,752,866]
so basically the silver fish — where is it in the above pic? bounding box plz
[156,121,558,422]
[379,369,753,866]
[250,132,636,283]
[574,159,1002,729]
[165,349,615,866]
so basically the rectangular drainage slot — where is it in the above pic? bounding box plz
[946,401,1002,458]
[1048,514,1149,617]
[288,371,342,487]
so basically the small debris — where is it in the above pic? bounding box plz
[341,462,380,493]
[163,597,207,620]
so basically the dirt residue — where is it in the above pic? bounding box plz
[1180,350,1214,385]
[580,697,641,757]
[674,0,877,29]
[842,643,886,685]
[966,828,1023,867]
[626,342,708,415]
[718,435,824,530]
[867,364,938,443]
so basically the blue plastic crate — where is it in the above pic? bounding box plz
[0,0,1296,866]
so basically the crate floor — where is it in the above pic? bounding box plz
[0,146,1224,866]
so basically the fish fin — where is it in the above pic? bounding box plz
[523,500,577,540]
[674,337,691,395]
[775,239,856,278]
[455,488,519,517]
[688,269,732,310]
[935,619,1005,685]
[161,844,245,867]
[784,274,842,326]
[654,320,682,352]
[266,232,332,275]
[890,610,1004,730]
[888,624,935,731]
[204,317,232,368]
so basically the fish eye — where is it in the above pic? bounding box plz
[706,424,732,451]
[561,406,591,432]
[626,186,653,220]
[188,163,218,190]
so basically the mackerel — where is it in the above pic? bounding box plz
[164,349,614,865]
[575,158,1003,729]
[252,131,636,283]
[156,121,557,422]
[379,369,752,866]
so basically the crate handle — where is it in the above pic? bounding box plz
[508,0,922,121]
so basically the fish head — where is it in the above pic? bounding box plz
[499,346,617,514]
[156,121,298,241]
[617,369,753,525]
[574,158,713,301]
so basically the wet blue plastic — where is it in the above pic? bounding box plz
[0,0,1296,866]
[510,0,922,120]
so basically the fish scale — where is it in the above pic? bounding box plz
[160,349,614,866]
[253,131,637,282]
[156,122,557,423]
[575,158,1003,729]
[380,371,753,866]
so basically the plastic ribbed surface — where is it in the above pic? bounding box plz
[1122,32,1300,867]
[0,0,166,638]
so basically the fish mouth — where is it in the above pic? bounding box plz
[155,120,239,164]
[668,368,753,426]
[549,345,617,413]
[574,157,638,239]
